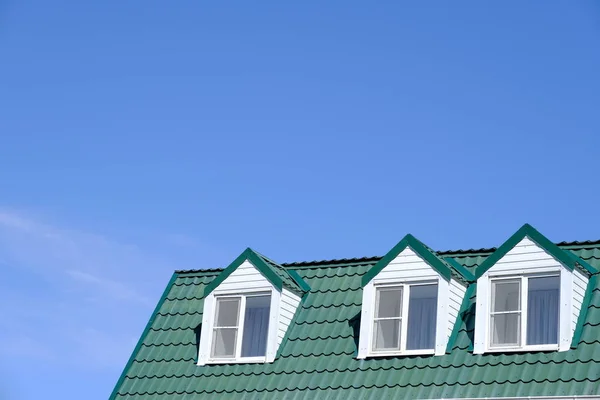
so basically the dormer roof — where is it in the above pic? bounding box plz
[361,234,470,286]
[474,223,597,279]
[204,247,310,296]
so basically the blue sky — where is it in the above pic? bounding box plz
[1,1,599,398]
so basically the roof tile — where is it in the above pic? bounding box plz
[112,241,600,399]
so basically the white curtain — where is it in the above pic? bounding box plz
[374,320,401,350]
[492,313,520,346]
[407,297,437,350]
[241,304,270,357]
[527,288,559,345]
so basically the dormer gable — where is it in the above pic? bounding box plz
[358,234,469,358]
[473,224,596,354]
[197,248,309,365]
[203,248,309,296]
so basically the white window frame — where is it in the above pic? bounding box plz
[199,286,280,365]
[486,272,561,352]
[368,280,439,357]
[209,291,272,363]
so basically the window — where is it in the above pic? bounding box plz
[372,282,438,354]
[211,292,271,360]
[489,274,560,349]
[373,287,402,351]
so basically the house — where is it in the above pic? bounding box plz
[110,224,600,399]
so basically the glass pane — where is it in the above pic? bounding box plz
[492,280,520,312]
[527,276,560,345]
[491,313,520,346]
[373,319,401,350]
[241,295,271,357]
[407,284,438,350]
[211,328,237,358]
[215,298,240,327]
[375,287,403,318]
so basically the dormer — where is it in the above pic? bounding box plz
[473,224,597,354]
[357,234,471,358]
[197,248,309,365]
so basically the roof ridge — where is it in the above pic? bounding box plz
[556,239,600,247]
[174,238,600,274]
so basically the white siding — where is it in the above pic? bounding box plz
[473,279,488,354]
[372,248,439,283]
[278,288,301,346]
[215,260,272,293]
[447,278,467,339]
[572,268,589,335]
[435,279,450,355]
[198,292,215,364]
[357,282,375,359]
[486,237,564,275]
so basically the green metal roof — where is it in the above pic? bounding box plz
[111,240,600,399]
[253,249,311,293]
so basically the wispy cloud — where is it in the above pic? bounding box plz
[0,208,170,368]
[0,211,36,230]
[65,269,151,305]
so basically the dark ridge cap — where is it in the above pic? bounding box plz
[174,238,600,274]
[557,239,600,247]
[282,256,381,267]
[437,247,496,255]
[281,249,498,268]
[174,267,223,274]
[436,238,600,256]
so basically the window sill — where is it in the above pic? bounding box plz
[366,349,435,358]
[485,344,558,353]
[202,356,267,365]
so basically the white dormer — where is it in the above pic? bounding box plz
[357,235,470,358]
[473,224,596,354]
[197,248,308,365]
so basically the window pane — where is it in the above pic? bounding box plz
[527,276,560,345]
[492,280,520,312]
[215,298,240,327]
[491,313,520,346]
[407,284,438,350]
[241,295,271,357]
[211,328,237,358]
[375,288,403,318]
[373,319,401,350]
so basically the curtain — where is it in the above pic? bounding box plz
[527,288,559,345]
[374,320,401,350]
[492,313,520,346]
[212,328,237,358]
[241,306,270,357]
[406,297,437,350]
